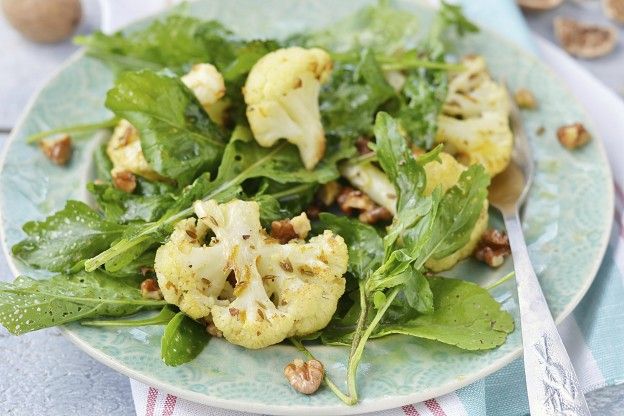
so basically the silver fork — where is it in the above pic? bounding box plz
[488,86,591,415]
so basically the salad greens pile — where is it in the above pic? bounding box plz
[0,1,513,404]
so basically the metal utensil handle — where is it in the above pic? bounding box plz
[504,212,591,416]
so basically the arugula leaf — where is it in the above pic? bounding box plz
[425,165,489,261]
[12,201,125,273]
[318,213,383,278]
[373,276,514,350]
[105,70,226,187]
[88,182,175,223]
[82,305,177,327]
[93,143,113,181]
[222,40,280,82]
[374,112,428,211]
[0,271,165,335]
[396,69,448,149]
[75,16,237,73]
[290,1,420,54]
[320,49,395,140]
[103,249,156,279]
[399,266,434,314]
[161,312,210,366]
[394,2,478,149]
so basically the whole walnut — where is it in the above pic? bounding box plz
[1,0,82,44]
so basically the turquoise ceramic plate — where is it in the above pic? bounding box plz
[0,0,613,414]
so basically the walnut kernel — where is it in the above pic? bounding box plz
[40,134,72,165]
[284,358,324,395]
[474,229,511,268]
[112,170,137,193]
[557,123,591,149]
[514,88,538,109]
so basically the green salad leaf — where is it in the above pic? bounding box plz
[321,49,395,140]
[88,182,175,223]
[0,271,165,335]
[161,312,210,366]
[75,16,237,73]
[289,0,420,54]
[105,70,226,187]
[425,165,489,260]
[82,305,177,327]
[12,201,125,273]
[318,213,383,278]
[373,276,514,350]
[93,143,114,181]
[322,276,513,350]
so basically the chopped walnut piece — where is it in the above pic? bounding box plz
[603,0,624,24]
[337,186,374,214]
[474,229,511,268]
[140,278,163,300]
[305,205,321,219]
[284,358,324,395]
[316,181,342,207]
[271,219,298,244]
[514,88,538,109]
[112,170,137,193]
[40,134,72,165]
[337,186,391,224]
[554,17,618,59]
[557,123,591,149]
[359,206,393,224]
[355,136,373,155]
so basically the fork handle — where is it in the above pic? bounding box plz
[503,212,591,416]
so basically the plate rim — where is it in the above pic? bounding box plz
[0,7,614,416]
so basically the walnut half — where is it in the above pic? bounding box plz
[554,17,618,59]
[112,170,137,193]
[474,229,511,268]
[337,186,392,224]
[284,358,324,395]
[40,134,72,165]
[603,0,624,24]
[557,123,591,149]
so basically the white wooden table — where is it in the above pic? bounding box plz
[0,1,623,415]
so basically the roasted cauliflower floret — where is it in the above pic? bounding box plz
[436,55,513,177]
[341,153,488,272]
[181,63,229,126]
[340,162,397,215]
[154,218,229,319]
[154,199,348,349]
[106,120,164,181]
[244,47,333,170]
[258,230,347,336]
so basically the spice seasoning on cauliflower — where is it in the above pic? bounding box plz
[436,55,513,177]
[154,199,348,349]
[243,47,333,170]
